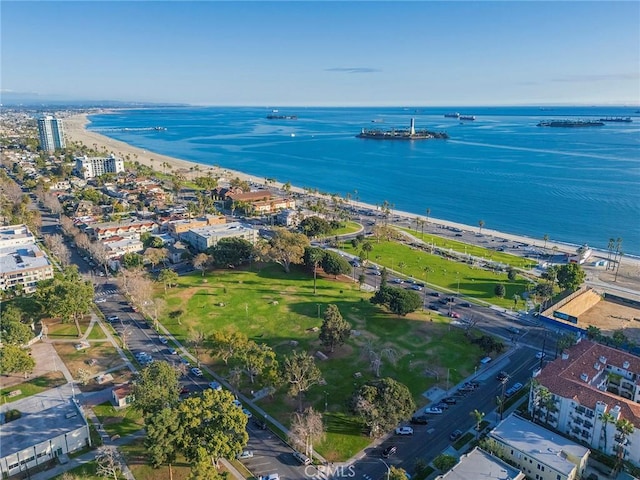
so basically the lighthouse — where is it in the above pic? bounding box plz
[410,118,416,135]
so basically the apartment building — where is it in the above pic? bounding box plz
[37,116,66,152]
[489,414,590,480]
[0,225,53,293]
[74,154,125,179]
[180,222,258,252]
[435,447,525,480]
[529,339,640,466]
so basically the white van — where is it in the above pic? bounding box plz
[259,475,279,480]
[293,451,311,465]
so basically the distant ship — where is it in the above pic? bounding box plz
[459,115,476,121]
[444,112,460,118]
[356,118,449,140]
[599,117,632,123]
[537,120,605,127]
[266,114,298,120]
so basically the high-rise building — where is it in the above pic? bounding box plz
[74,154,125,179]
[37,116,66,152]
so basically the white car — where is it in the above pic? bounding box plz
[536,351,546,359]
[190,367,203,377]
[236,450,254,459]
[242,408,253,418]
[95,298,107,304]
[395,426,414,435]
[208,381,222,391]
[424,407,443,415]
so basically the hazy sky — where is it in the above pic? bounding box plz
[2,1,639,106]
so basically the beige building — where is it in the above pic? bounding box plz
[74,154,125,179]
[489,414,590,480]
[166,214,226,236]
[181,222,258,252]
[435,447,525,480]
[0,225,54,293]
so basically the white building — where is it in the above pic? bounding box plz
[489,414,590,480]
[74,154,125,179]
[37,116,66,152]
[435,447,525,480]
[529,339,640,467]
[181,222,258,252]
[0,225,54,293]
[0,397,90,477]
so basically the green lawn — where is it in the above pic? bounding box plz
[330,221,363,236]
[157,264,491,461]
[340,239,532,309]
[87,323,107,340]
[0,371,67,403]
[92,402,145,438]
[121,438,194,480]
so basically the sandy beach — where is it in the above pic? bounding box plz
[64,112,640,282]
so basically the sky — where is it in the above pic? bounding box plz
[2,1,639,106]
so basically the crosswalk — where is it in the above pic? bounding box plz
[94,290,118,297]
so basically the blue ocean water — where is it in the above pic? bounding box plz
[87,106,640,256]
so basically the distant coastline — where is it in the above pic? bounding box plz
[63,111,640,268]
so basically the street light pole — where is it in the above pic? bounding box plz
[380,459,390,480]
[324,391,328,412]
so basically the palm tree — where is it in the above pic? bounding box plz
[607,237,616,269]
[614,418,634,474]
[361,241,373,260]
[425,208,431,226]
[543,234,549,253]
[478,219,485,235]
[308,248,324,295]
[470,409,485,438]
[599,411,615,454]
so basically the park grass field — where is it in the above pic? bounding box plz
[157,263,489,460]
[0,371,66,403]
[340,239,532,309]
[93,401,145,438]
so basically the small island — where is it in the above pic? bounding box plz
[356,118,449,140]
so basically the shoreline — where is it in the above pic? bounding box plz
[63,112,640,272]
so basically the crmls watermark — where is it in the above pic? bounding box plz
[304,465,356,479]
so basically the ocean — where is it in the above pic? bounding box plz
[87,106,640,256]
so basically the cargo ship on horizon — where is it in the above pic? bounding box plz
[537,119,605,128]
[356,118,449,140]
[599,117,632,123]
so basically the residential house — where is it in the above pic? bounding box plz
[111,384,134,408]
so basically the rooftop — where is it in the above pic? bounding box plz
[490,414,590,475]
[187,222,256,237]
[537,339,640,427]
[436,447,524,480]
[0,244,52,274]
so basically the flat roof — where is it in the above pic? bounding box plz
[0,244,51,274]
[437,447,523,480]
[187,222,256,237]
[1,399,87,458]
[490,414,589,475]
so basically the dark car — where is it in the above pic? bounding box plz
[252,418,268,430]
[442,397,457,405]
[410,415,429,425]
[461,302,472,307]
[429,303,440,311]
[449,429,463,441]
[496,371,509,382]
[434,402,449,410]
[430,292,441,297]
[381,445,397,458]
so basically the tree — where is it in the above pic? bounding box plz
[258,228,309,273]
[599,411,615,454]
[388,467,409,480]
[1,319,33,346]
[478,219,485,234]
[282,351,323,411]
[211,237,253,267]
[319,304,351,353]
[555,263,586,291]
[210,330,248,365]
[614,418,634,474]
[370,285,421,316]
[350,377,415,437]
[35,266,94,336]
[470,409,485,438]
[586,325,602,340]
[507,268,517,281]
[122,252,144,269]
[321,250,351,278]
[300,216,332,238]
[177,389,249,467]
[304,247,326,295]
[494,283,506,298]
[236,340,279,385]
[188,328,206,366]
[145,407,182,479]
[361,241,373,260]
[132,360,181,417]
[144,247,168,269]
[95,446,121,480]
[433,454,457,472]
[289,407,325,458]
[192,253,211,276]
[157,268,179,293]
[0,345,35,376]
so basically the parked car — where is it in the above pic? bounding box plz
[168,348,178,355]
[106,315,119,323]
[461,302,472,307]
[158,336,168,344]
[395,426,414,435]
[449,429,463,441]
[208,381,222,391]
[442,397,457,405]
[410,415,429,425]
[293,451,311,465]
[434,402,449,410]
[536,351,546,359]
[253,418,268,430]
[190,367,203,377]
[237,450,254,460]
[95,298,107,304]
[411,285,423,291]
[505,382,524,397]
[381,445,397,458]
[449,311,460,318]
[424,407,443,415]
[259,475,279,480]
[496,371,509,382]
[242,408,253,418]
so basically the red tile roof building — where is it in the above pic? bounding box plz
[529,339,639,466]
